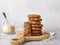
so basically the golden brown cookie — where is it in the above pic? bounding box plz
[24,21,31,29]
[30,21,41,25]
[28,14,41,18]
[36,28,42,30]
[31,27,42,31]
[31,24,43,28]
[31,30,42,34]
[24,29,31,36]
[29,18,42,21]
[31,33,42,36]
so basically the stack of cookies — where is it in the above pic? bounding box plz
[28,14,43,36]
[24,22,31,36]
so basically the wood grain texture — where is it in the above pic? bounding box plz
[16,30,50,42]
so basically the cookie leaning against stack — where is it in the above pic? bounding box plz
[24,22,31,36]
[28,14,43,36]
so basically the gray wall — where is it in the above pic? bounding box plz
[0,0,60,33]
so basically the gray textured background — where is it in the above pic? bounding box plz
[0,0,60,33]
[0,0,60,45]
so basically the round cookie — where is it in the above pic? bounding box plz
[29,18,42,21]
[24,29,31,36]
[24,22,31,29]
[36,28,42,30]
[31,30,42,34]
[31,28,36,30]
[30,21,41,25]
[31,24,43,28]
[28,14,41,18]
[31,33,42,36]
[31,27,42,31]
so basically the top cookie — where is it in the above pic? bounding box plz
[28,14,41,18]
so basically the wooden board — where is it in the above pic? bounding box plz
[16,30,50,42]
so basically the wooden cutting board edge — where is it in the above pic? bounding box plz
[16,30,50,42]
